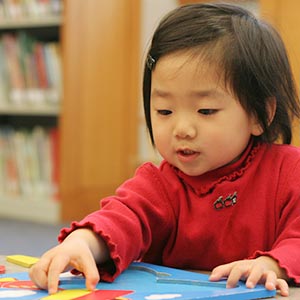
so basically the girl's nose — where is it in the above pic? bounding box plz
[173,119,197,139]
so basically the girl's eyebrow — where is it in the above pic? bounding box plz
[189,89,226,99]
[151,89,171,98]
[151,88,225,99]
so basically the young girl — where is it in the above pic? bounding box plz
[30,3,300,297]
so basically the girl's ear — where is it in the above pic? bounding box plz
[251,97,277,136]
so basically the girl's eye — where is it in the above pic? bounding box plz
[198,109,217,115]
[157,109,172,115]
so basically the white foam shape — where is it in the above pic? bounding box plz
[0,290,37,297]
[145,294,182,300]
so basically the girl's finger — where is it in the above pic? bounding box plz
[79,252,100,291]
[226,264,250,288]
[275,279,289,297]
[209,263,233,281]
[47,255,71,294]
[29,258,51,290]
[245,264,267,289]
[263,271,277,291]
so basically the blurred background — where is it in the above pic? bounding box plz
[0,0,299,256]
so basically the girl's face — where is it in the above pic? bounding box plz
[150,51,262,176]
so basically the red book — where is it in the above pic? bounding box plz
[34,43,48,90]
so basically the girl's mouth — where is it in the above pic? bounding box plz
[178,149,196,156]
[176,149,199,162]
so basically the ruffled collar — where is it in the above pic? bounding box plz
[174,138,262,196]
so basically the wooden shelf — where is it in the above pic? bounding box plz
[0,103,60,116]
[0,196,60,224]
[0,16,62,29]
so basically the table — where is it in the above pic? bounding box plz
[0,255,26,273]
[0,255,299,299]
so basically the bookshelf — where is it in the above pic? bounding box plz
[0,0,62,224]
[0,0,141,224]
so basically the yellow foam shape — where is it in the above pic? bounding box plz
[6,255,39,268]
[41,289,91,300]
[0,278,17,282]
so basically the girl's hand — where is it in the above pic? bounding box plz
[29,228,109,295]
[209,256,289,297]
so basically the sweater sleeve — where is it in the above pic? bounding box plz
[58,162,174,282]
[250,159,300,284]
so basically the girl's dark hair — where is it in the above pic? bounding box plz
[143,3,300,145]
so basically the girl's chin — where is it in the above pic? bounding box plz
[176,166,205,177]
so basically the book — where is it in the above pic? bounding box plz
[0,127,20,196]
[2,33,26,104]
[33,42,48,103]
[43,42,62,104]
[0,39,9,106]
[48,126,59,199]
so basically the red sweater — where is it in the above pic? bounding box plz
[59,141,300,283]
